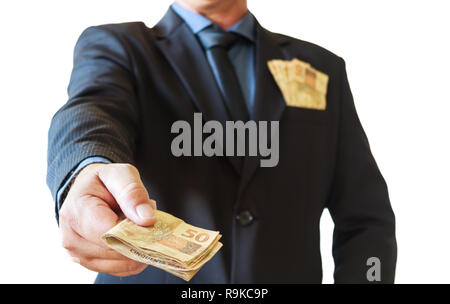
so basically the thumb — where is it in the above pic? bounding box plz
[98,163,157,226]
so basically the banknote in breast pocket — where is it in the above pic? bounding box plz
[268,58,329,110]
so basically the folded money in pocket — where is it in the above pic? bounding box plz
[102,210,222,281]
[267,58,329,110]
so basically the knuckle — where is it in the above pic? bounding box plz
[124,182,145,195]
[58,205,71,223]
[59,198,82,229]
[115,163,138,174]
[60,211,81,232]
[64,209,81,231]
[61,238,73,251]
[77,257,93,269]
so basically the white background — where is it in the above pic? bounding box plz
[0,0,449,283]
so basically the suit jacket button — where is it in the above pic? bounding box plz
[236,210,254,226]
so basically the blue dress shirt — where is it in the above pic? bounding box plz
[56,3,257,211]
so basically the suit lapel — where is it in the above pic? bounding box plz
[154,9,231,125]
[237,24,290,197]
[153,8,242,174]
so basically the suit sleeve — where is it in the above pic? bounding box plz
[46,26,140,220]
[326,59,397,283]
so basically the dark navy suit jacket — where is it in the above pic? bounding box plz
[47,8,397,283]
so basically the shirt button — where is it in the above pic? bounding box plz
[236,210,254,226]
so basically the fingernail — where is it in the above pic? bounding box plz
[136,203,155,220]
[71,257,80,264]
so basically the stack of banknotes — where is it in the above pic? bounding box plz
[102,210,222,281]
[267,58,329,110]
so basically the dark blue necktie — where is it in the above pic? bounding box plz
[197,25,249,122]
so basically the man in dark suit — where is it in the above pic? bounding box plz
[47,0,397,283]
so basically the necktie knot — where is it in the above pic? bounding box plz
[197,26,238,50]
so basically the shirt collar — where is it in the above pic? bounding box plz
[227,12,256,43]
[171,2,256,42]
[171,2,212,34]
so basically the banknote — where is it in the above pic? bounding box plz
[102,210,222,281]
[267,58,329,110]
